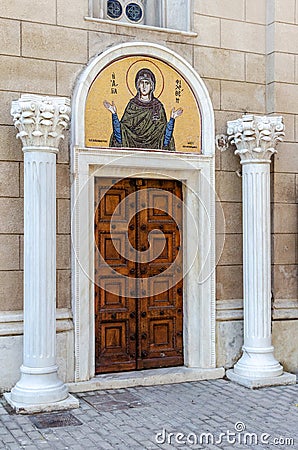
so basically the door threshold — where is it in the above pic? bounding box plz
[67,366,225,393]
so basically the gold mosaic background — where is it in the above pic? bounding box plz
[85,56,201,152]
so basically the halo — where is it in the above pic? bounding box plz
[126,58,165,98]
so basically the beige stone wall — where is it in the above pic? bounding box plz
[0,0,296,369]
[267,1,298,328]
[193,0,267,310]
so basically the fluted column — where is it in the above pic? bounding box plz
[5,95,78,412]
[226,115,296,388]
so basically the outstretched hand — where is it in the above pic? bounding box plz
[171,107,183,119]
[103,100,117,114]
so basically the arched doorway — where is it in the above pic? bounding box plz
[71,42,223,386]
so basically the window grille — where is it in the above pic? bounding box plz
[90,0,191,32]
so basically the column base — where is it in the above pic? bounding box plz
[4,392,79,414]
[9,364,70,405]
[233,345,283,378]
[226,369,296,389]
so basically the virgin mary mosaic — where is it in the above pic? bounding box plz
[85,56,201,153]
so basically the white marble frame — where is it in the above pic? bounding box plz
[71,42,216,382]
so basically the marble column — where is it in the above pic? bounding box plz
[225,115,296,388]
[4,95,79,413]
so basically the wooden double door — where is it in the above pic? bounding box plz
[94,177,183,373]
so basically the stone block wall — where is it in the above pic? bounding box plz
[267,0,298,372]
[0,0,296,372]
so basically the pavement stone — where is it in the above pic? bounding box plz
[0,379,297,449]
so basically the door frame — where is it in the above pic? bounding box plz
[71,42,218,382]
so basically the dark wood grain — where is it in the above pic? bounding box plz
[94,177,183,373]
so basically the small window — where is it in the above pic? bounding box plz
[125,3,144,23]
[90,0,192,32]
[106,0,144,23]
[107,1,123,20]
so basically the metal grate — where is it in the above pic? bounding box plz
[30,412,82,429]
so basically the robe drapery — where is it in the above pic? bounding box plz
[109,96,176,151]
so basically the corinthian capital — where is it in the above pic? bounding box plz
[11,94,71,151]
[227,115,284,163]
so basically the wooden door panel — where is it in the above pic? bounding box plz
[99,277,129,310]
[150,319,175,350]
[95,177,183,373]
[137,291,183,369]
[94,177,137,373]
[99,234,127,266]
[137,179,183,370]
[148,194,174,221]
[138,316,183,369]
[148,232,174,263]
[101,322,129,354]
[147,278,176,307]
[100,190,127,221]
[98,319,137,372]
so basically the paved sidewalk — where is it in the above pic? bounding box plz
[0,379,297,449]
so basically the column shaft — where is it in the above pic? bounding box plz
[11,149,68,404]
[242,163,271,348]
[24,151,56,368]
[4,94,79,411]
[233,160,283,378]
[225,114,297,386]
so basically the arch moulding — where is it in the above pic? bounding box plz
[69,42,224,390]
